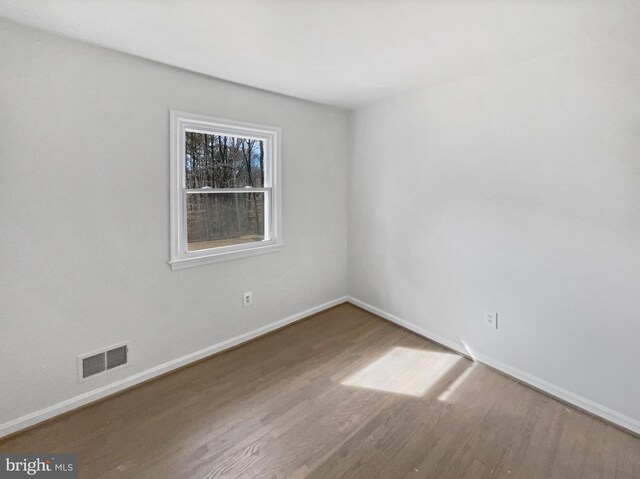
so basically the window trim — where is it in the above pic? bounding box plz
[169,110,282,270]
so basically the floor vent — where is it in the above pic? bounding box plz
[79,343,129,380]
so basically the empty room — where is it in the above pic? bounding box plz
[1,1,639,478]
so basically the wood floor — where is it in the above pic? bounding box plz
[1,303,638,478]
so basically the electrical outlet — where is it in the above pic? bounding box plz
[243,291,253,308]
[484,311,498,329]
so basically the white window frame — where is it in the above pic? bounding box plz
[169,111,282,270]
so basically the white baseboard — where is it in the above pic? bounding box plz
[0,296,348,439]
[347,296,640,436]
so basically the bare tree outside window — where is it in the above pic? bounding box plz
[184,131,265,251]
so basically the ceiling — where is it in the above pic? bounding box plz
[0,0,638,109]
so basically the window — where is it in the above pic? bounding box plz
[169,111,281,269]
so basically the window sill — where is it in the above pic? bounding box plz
[169,243,282,270]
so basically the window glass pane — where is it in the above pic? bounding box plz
[185,131,264,188]
[186,192,265,251]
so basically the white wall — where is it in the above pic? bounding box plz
[349,38,640,428]
[0,19,348,430]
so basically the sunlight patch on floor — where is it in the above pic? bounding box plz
[437,362,476,402]
[341,346,461,397]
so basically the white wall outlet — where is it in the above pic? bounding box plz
[243,291,253,308]
[484,311,498,329]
